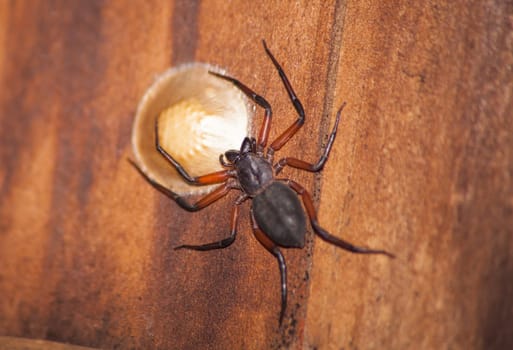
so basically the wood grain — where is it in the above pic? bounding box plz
[0,336,98,350]
[1,1,512,349]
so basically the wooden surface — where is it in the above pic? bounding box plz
[0,336,98,350]
[1,1,512,349]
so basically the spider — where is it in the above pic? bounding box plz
[133,40,394,324]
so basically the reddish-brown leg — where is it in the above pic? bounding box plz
[174,194,248,250]
[263,40,306,157]
[250,209,288,325]
[282,179,395,258]
[274,103,345,174]
[209,71,272,152]
[155,118,235,185]
[130,159,235,212]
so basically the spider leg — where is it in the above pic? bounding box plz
[274,103,345,175]
[250,209,287,325]
[263,40,305,157]
[282,179,395,258]
[209,71,272,152]
[155,118,235,185]
[130,159,233,212]
[174,194,248,250]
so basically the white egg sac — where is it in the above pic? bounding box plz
[132,63,253,195]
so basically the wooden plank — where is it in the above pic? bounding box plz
[305,1,513,349]
[1,1,512,349]
[0,336,98,350]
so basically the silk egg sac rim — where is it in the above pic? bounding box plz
[132,63,254,196]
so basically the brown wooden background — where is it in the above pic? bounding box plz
[1,1,513,349]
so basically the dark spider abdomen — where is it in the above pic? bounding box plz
[252,182,306,248]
